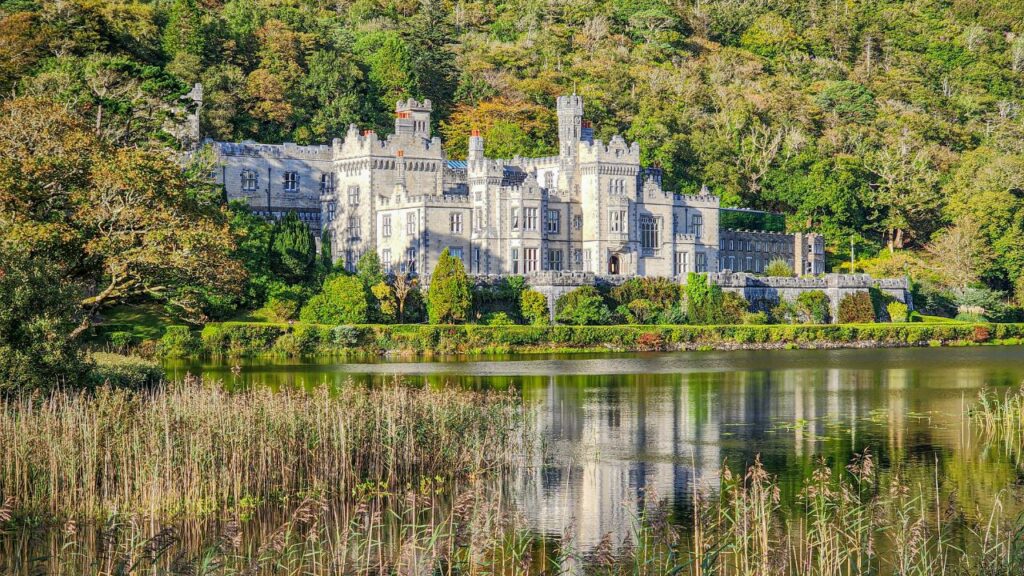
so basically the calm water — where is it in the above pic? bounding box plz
[165,346,1024,547]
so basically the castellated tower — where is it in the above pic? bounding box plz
[556,94,584,158]
[394,98,433,140]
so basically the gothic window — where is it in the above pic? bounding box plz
[473,247,481,273]
[240,170,259,192]
[696,252,708,273]
[544,172,554,189]
[690,214,703,238]
[510,207,520,230]
[382,215,392,238]
[474,207,483,229]
[545,209,560,234]
[283,171,299,192]
[348,186,360,206]
[406,212,416,235]
[675,252,689,275]
[610,209,627,233]
[572,249,582,270]
[524,208,539,230]
[381,249,392,272]
[573,215,583,231]
[449,212,463,234]
[584,249,592,272]
[524,248,539,273]
[511,248,520,274]
[326,203,335,223]
[406,247,417,273]
[640,215,660,253]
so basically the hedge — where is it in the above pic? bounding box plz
[177,322,1024,358]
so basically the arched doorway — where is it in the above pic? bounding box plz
[608,254,620,275]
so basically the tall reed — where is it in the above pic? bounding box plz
[0,376,527,520]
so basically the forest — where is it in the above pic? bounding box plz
[2,0,1024,334]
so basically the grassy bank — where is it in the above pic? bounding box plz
[0,378,526,521]
[150,321,1024,358]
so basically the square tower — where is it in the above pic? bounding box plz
[395,98,433,140]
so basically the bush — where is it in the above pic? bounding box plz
[555,286,612,325]
[484,312,515,326]
[685,273,726,325]
[887,301,909,323]
[838,292,876,323]
[720,292,749,324]
[428,249,472,324]
[159,325,199,357]
[636,332,665,351]
[520,289,549,325]
[626,299,657,324]
[263,283,308,322]
[88,353,164,388]
[741,311,769,325]
[300,275,368,324]
[765,259,795,277]
[109,331,139,351]
[771,299,800,324]
[331,325,362,347]
[610,277,681,310]
[796,290,831,324]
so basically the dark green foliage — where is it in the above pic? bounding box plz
[473,276,527,321]
[610,277,682,311]
[228,201,275,309]
[300,275,368,325]
[838,292,876,324]
[0,247,89,393]
[88,353,164,388]
[555,286,612,326]
[427,248,471,324]
[796,290,831,324]
[719,210,785,233]
[685,273,726,325]
[159,325,200,358]
[720,292,750,324]
[270,211,317,286]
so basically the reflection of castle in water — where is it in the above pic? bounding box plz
[513,364,980,549]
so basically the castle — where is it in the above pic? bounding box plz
[211,95,825,279]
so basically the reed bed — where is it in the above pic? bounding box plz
[971,384,1024,465]
[0,376,527,520]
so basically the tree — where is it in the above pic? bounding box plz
[838,292,875,324]
[555,286,611,326]
[923,215,990,291]
[765,259,795,277]
[356,251,384,290]
[520,289,549,325]
[393,273,422,323]
[269,211,316,285]
[371,281,397,324]
[796,290,831,324]
[427,248,471,324]
[299,275,368,325]
[0,245,89,393]
[685,273,726,325]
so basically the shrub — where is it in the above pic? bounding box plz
[371,281,397,324]
[159,325,199,357]
[741,311,769,325]
[972,325,991,343]
[765,259,795,277]
[428,249,472,324]
[772,299,800,324]
[796,290,831,324]
[626,299,657,324]
[109,331,139,351]
[610,277,681,310]
[331,325,362,347]
[555,286,612,325]
[300,275,368,324]
[721,292,749,324]
[484,312,515,326]
[838,292,876,323]
[520,289,549,325]
[636,332,665,351]
[886,301,909,323]
[88,353,164,388]
[685,273,725,325]
[956,311,988,323]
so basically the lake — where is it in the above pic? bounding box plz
[165,345,1024,548]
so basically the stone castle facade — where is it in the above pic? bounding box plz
[211,95,825,279]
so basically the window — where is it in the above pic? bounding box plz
[474,207,483,229]
[283,171,299,193]
[510,208,520,230]
[344,250,354,272]
[756,241,762,253]
[573,215,583,231]
[382,215,392,238]
[548,249,563,271]
[320,173,334,193]
[241,170,259,192]
[572,249,582,269]
[745,256,752,271]
[348,186,360,206]
[473,247,481,272]
[524,208,539,230]
[524,248,539,273]
[450,212,463,234]
[696,252,708,273]
[406,247,417,273]
[545,209,560,234]
[640,215,660,253]
[690,214,703,238]
[511,248,520,274]
[584,249,593,272]
[675,252,689,275]
[381,249,392,272]
[727,256,735,270]
[347,216,360,241]
[610,209,627,233]
[406,212,416,235]
[326,202,335,223]
[544,171,554,189]
[728,239,734,251]
[449,247,464,263]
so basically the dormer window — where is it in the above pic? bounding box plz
[241,170,259,192]
[283,171,299,193]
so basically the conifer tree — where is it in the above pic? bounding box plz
[427,248,471,324]
[269,211,316,285]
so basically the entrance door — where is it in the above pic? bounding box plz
[608,254,620,275]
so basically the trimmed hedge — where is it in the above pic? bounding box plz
[179,321,1024,358]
